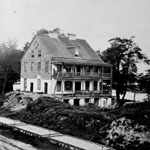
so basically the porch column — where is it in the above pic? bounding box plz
[61,80,64,97]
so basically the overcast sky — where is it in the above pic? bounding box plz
[0,0,150,71]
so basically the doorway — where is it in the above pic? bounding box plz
[74,99,80,106]
[76,66,81,77]
[30,83,33,92]
[44,82,48,94]
[75,82,81,91]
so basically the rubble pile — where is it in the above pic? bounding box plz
[3,91,40,111]
[106,117,150,150]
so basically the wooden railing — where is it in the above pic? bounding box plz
[61,90,111,97]
[53,71,111,79]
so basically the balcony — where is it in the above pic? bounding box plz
[56,90,111,99]
[53,71,111,79]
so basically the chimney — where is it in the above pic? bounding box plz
[68,33,76,40]
[49,31,58,39]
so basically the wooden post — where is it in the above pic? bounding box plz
[62,80,64,98]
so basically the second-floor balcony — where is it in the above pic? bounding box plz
[53,71,111,79]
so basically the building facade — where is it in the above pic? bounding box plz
[20,32,112,107]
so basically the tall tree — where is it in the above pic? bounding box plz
[0,41,23,94]
[101,37,149,106]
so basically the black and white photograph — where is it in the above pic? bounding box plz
[0,0,150,150]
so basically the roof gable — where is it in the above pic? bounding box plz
[38,34,104,63]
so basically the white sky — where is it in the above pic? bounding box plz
[0,0,150,71]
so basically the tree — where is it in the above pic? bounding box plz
[101,37,149,106]
[0,40,23,94]
[36,28,49,35]
[23,42,30,52]
[138,70,150,101]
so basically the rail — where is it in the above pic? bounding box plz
[53,72,111,79]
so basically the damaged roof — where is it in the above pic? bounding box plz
[37,34,111,67]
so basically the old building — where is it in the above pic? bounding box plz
[20,31,112,107]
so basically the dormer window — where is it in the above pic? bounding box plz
[75,48,79,57]
[67,46,79,57]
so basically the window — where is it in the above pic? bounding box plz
[85,66,90,72]
[99,82,102,91]
[94,67,98,73]
[38,49,41,57]
[31,50,34,57]
[56,81,61,91]
[94,98,99,106]
[103,80,111,94]
[24,78,27,90]
[85,81,90,91]
[66,65,71,72]
[31,62,34,71]
[99,67,102,73]
[75,48,79,57]
[65,81,73,91]
[45,61,49,72]
[64,99,69,104]
[94,81,98,91]
[24,62,27,72]
[37,62,41,71]
[57,65,62,72]
[104,67,111,73]
[37,79,41,90]
[76,66,81,73]
[85,98,89,104]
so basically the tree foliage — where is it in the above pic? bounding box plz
[138,70,150,101]
[36,28,49,35]
[101,37,149,106]
[0,40,24,94]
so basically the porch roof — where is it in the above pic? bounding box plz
[52,57,112,67]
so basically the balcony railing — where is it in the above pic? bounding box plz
[53,71,111,79]
[60,90,111,98]
[103,73,112,78]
